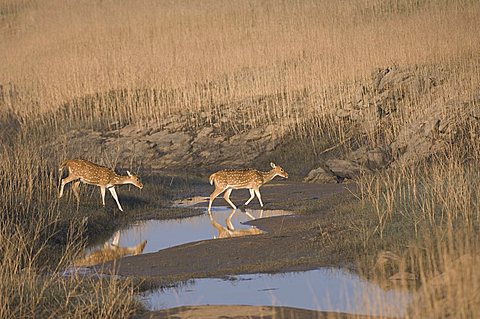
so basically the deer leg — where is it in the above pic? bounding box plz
[59,175,76,198]
[58,180,65,198]
[108,187,124,212]
[254,188,264,207]
[208,187,225,211]
[244,189,255,206]
[223,188,237,210]
[72,180,81,209]
[100,186,106,207]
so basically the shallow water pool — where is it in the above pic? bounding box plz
[88,207,292,255]
[141,268,411,317]
[85,205,411,316]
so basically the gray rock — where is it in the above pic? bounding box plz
[325,159,370,180]
[347,146,392,170]
[337,66,440,132]
[391,97,480,165]
[53,113,283,172]
[304,167,337,183]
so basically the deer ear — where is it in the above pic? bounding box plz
[127,170,132,176]
[270,162,276,168]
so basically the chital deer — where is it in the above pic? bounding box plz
[58,159,143,211]
[209,209,264,238]
[208,162,288,211]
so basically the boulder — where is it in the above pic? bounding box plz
[303,167,337,183]
[347,146,392,170]
[335,66,439,133]
[325,159,370,180]
[391,96,480,165]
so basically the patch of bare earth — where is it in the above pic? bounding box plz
[137,305,382,319]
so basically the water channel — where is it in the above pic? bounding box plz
[86,206,411,316]
[141,268,411,317]
[88,207,291,254]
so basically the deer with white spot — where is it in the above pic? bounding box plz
[58,159,143,211]
[208,162,288,211]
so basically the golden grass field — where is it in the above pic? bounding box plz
[1,0,480,317]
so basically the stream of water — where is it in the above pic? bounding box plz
[88,207,292,254]
[140,268,411,317]
[85,206,411,316]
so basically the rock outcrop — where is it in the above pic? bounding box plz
[334,66,440,133]
[54,114,281,172]
[391,97,480,166]
[46,66,478,180]
[304,146,391,183]
[307,66,480,183]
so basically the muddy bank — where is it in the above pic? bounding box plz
[96,182,357,285]
[137,305,382,319]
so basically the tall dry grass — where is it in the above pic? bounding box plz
[2,0,480,317]
[357,134,480,317]
[1,0,479,140]
[0,143,139,317]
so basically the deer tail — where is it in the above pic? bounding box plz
[209,173,216,185]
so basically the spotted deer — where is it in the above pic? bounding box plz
[208,162,288,211]
[58,159,143,211]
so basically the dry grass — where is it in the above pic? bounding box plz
[1,0,480,138]
[0,144,140,318]
[2,0,480,317]
[358,142,480,317]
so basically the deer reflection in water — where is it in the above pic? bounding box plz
[74,231,147,267]
[209,209,264,239]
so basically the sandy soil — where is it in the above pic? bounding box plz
[136,305,381,319]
